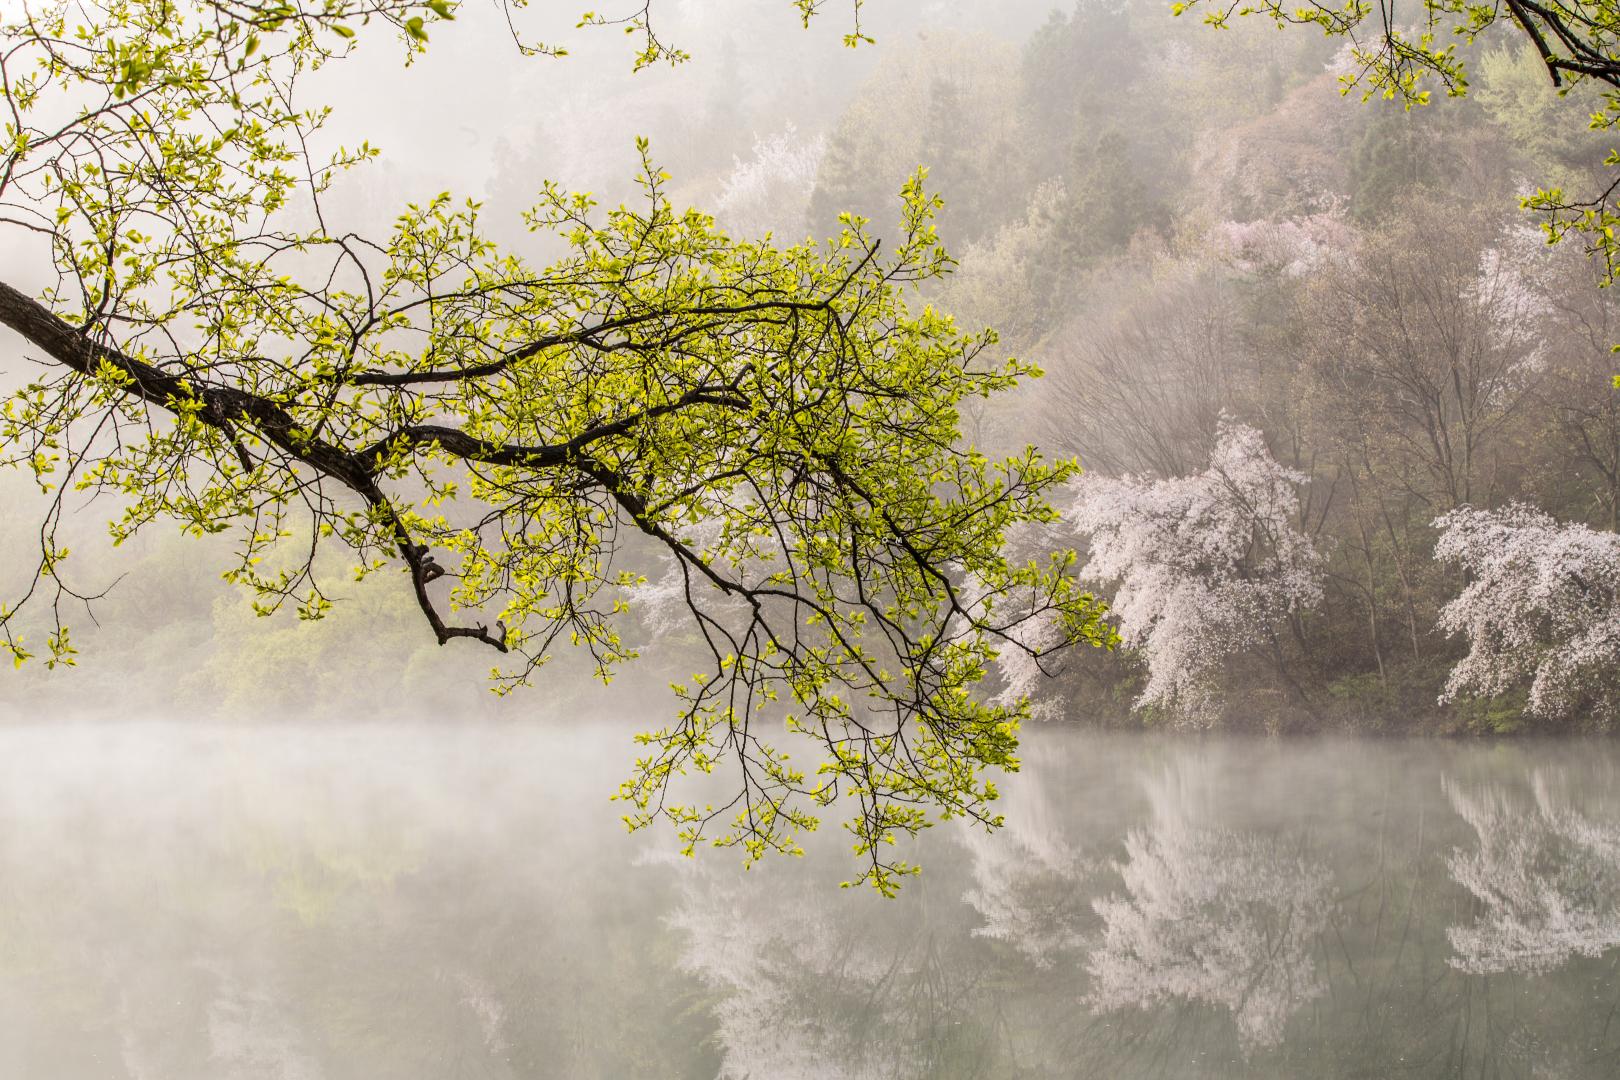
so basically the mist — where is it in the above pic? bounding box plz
[5,0,1620,1073]
[6,725,1620,1076]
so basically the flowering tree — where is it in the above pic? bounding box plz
[712,125,827,240]
[1214,213,1357,280]
[1066,420,1323,723]
[1435,504,1620,721]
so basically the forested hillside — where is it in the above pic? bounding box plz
[774,5,1620,732]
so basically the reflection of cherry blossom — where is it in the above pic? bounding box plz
[668,866,911,1080]
[959,746,1094,965]
[1087,768,1335,1049]
[453,970,511,1057]
[204,976,322,1080]
[1446,772,1620,975]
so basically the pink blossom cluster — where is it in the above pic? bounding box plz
[1066,420,1323,723]
[1435,504,1620,719]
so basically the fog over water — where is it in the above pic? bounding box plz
[9,0,1620,1073]
[4,724,1619,1078]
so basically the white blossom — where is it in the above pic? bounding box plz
[1213,212,1356,278]
[984,608,1068,720]
[1434,504,1620,720]
[958,519,1087,720]
[1471,223,1554,374]
[713,125,826,240]
[625,516,731,633]
[1067,419,1323,723]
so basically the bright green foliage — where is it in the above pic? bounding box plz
[1477,43,1613,172]
[0,0,1112,891]
[1176,0,1620,279]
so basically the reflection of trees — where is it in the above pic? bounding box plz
[1446,772,1620,975]
[20,727,1620,1078]
[1086,768,1335,1049]
[958,746,1094,967]
[0,726,718,1079]
[670,871,903,1080]
[668,856,1004,1080]
[200,970,323,1080]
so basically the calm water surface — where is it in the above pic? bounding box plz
[2,723,1618,1078]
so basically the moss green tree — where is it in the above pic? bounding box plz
[0,0,1112,892]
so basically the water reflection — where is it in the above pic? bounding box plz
[1445,770,1620,975]
[0,724,716,1079]
[1086,766,1335,1049]
[959,740,1095,967]
[669,857,997,1079]
[2,725,1620,1078]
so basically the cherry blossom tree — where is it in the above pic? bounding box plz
[712,125,827,240]
[1066,419,1323,723]
[1213,212,1357,280]
[1434,504,1620,721]
[967,520,1099,721]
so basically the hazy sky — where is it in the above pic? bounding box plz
[309,0,1061,195]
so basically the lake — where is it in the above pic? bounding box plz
[2,722,1618,1078]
